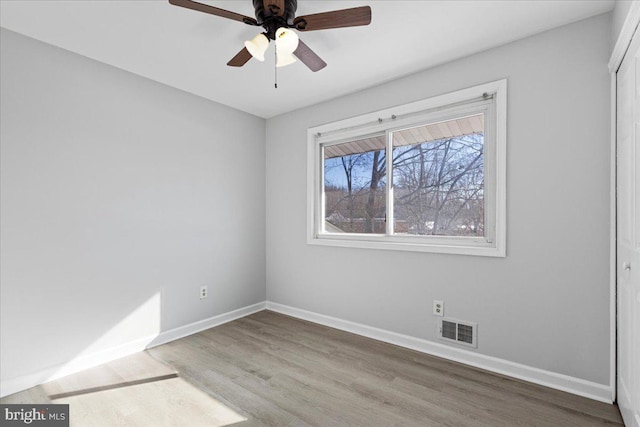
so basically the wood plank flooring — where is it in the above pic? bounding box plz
[2,310,623,426]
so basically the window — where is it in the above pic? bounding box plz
[307,80,506,256]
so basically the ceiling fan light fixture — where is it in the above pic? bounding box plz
[276,51,297,68]
[244,33,269,61]
[168,0,373,73]
[275,27,299,54]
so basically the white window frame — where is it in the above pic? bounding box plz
[307,80,507,257]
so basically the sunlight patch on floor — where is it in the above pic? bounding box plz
[51,376,247,427]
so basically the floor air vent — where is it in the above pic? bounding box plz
[438,318,477,348]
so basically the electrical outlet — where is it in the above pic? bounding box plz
[200,285,208,299]
[433,300,444,316]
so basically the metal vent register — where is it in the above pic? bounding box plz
[438,318,477,348]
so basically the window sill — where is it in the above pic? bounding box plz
[308,234,506,257]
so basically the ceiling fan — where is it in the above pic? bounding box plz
[168,0,372,72]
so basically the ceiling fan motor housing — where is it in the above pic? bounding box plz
[253,0,298,39]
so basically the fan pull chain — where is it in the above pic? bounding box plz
[274,47,278,89]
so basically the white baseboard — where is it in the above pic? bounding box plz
[266,301,613,404]
[3,300,612,405]
[147,301,266,349]
[0,334,156,398]
[0,301,266,398]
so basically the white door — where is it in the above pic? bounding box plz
[617,26,640,427]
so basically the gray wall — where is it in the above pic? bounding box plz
[266,13,612,385]
[1,29,266,384]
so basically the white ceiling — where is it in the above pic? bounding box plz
[0,0,613,118]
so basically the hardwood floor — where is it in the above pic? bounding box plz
[2,310,623,426]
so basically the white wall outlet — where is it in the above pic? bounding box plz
[433,300,444,316]
[200,285,208,299]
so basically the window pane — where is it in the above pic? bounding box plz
[392,114,484,236]
[324,136,386,234]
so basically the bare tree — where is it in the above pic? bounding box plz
[364,150,385,233]
[393,134,484,235]
[340,154,364,230]
[324,133,484,236]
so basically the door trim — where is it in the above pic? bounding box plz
[609,2,640,74]
[609,71,617,403]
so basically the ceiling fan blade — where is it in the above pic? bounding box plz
[227,47,253,67]
[168,0,258,25]
[293,6,371,31]
[293,40,327,72]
